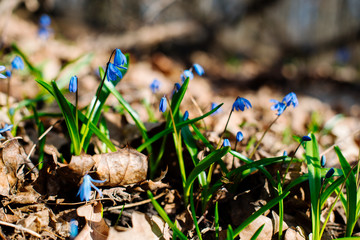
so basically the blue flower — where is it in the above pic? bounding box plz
[270,99,286,116]
[321,155,326,167]
[11,56,24,70]
[69,76,78,93]
[301,135,311,142]
[183,111,189,121]
[39,14,51,27]
[282,92,298,108]
[0,124,13,133]
[107,63,124,81]
[150,79,161,93]
[283,151,288,156]
[70,219,78,239]
[107,49,127,81]
[77,174,106,201]
[38,14,52,40]
[174,83,181,92]
[114,48,127,66]
[236,131,243,142]
[232,97,252,111]
[223,138,231,147]
[159,96,167,112]
[5,70,11,77]
[325,168,335,179]
[0,66,7,79]
[193,63,204,76]
[181,70,194,82]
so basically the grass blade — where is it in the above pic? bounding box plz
[250,224,265,240]
[335,146,357,236]
[305,133,321,240]
[232,191,290,238]
[147,191,187,240]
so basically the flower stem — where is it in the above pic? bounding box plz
[79,49,116,152]
[249,115,280,159]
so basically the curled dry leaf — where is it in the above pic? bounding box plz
[107,211,169,240]
[0,139,28,196]
[239,215,273,240]
[58,147,148,187]
[284,227,306,240]
[76,202,109,240]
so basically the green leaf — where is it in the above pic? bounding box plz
[184,147,230,202]
[137,104,223,152]
[147,191,187,240]
[51,81,81,155]
[335,146,357,237]
[232,191,290,238]
[250,224,265,240]
[305,133,321,240]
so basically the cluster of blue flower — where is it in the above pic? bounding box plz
[0,56,24,79]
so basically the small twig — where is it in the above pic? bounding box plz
[0,220,41,238]
[103,191,167,212]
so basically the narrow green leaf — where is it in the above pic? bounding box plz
[305,133,321,240]
[250,224,265,240]
[51,81,81,155]
[184,147,230,201]
[137,104,223,152]
[232,191,290,238]
[190,185,203,240]
[335,146,357,237]
[147,191,187,240]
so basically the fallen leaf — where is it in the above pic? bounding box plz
[239,215,273,240]
[58,147,148,187]
[284,226,306,240]
[77,202,103,222]
[107,211,168,240]
[272,211,288,235]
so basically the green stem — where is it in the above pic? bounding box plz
[281,140,303,185]
[79,50,115,151]
[75,87,78,131]
[249,115,280,159]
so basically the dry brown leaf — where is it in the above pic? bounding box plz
[16,209,49,233]
[107,211,167,240]
[272,211,288,235]
[77,203,103,222]
[239,215,273,240]
[58,147,148,187]
[77,202,109,240]
[75,222,93,240]
[0,139,28,196]
[284,227,306,240]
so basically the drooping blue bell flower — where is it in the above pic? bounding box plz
[69,76,78,93]
[77,174,106,202]
[232,97,252,112]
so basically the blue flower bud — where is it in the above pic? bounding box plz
[150,79,160,93]
[325,168,335,179]
[283,151,288,156]
[159,96,167,113]
[69,76,78,93]
[321,155,326,167]
[301,136,311,142]
[236,131,243,142]
[183,111,189,121]
[11,56,24,70]
[282,92,298,108]
[174,83,181,92]
[223,139,231,147]
[193,63,204,76]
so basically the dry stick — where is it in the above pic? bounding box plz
[0,220,42,238]
[249,115,280,159]
[189,95,207,131]
[103,190,167,212]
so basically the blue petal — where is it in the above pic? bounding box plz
[0,66,6,71]
[69,76,78,93]
[11,56,24,70]
[89,181,103,197]
[150,79,161,93]
[236,131,243,142]
[159,97,167,112]
[0,73,7,79]
[183,111,189,121]
[108,63,123,81]
[0,124,13,133]
[223,139,231,147]
[193,63,204,76]
[39,14,51,27]
[183,70,194,80]
[301,135,311,142]
[114,49,127,66]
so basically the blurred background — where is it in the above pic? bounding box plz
[1,0,360,115]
